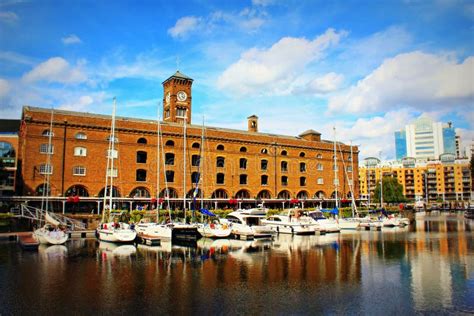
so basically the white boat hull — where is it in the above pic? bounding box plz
[34,227,68,245]
[197,224,232,239]
[338,219,360,230]
[97,222,136,243]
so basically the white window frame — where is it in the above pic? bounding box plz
[40,144,54,154]
[39,164,53,174]
[73,166,86,176]
[107,149,118,159]
[317,163,323,171]
[106,169,118,177]
[317,178,324,185]
[75,132,87,140]
[74,147,87,157]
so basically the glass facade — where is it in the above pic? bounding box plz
[395,130,407,160]
[442,127,456,155]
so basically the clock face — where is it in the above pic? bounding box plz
[177,91,187,102]
[165,92,170,104]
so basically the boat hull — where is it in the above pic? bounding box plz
[34,227,68,245]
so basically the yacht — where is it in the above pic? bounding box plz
[261,208,315,235]
[307,210,340,233]
[220,207,274,239]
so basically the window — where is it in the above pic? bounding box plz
[216,156,225,168]
[192,155,200,166]
[347,166,352,172]
[191,172,200,184]
[300,177,306,186]
[261,148,268,154]
[300,162,306,172]
[299,152,306,157]
[73,166,86,176]
[42,130,54,137]
[165,153,175,165]
[316,154,322,159]
[106,149,117,159]
[216,173,225,184]
[137,151,147,163]
[137,137,147,144]
[40,144,54,154]
[261,159,268,170]
[281,176,288,186]
[165,140,174,147]
[333,165,338,171]
[164,109,170,119]
[281,161,288,172]
[73,147,86,157]
[317,163,323,171]
[348,156,352,162]
[39,164,52,174]
[106,169,118,177]
[281,150,287,156]
[317,178,324,184]
[261,175,268,185]
[176,107,187,117]
[107,135,119,143]
[75,132,87,140]
[240,146,247,152]
[136,169,147,182]
[217,144,225,151]
[240,158,247,170]
[240,174,247,185]
[192,142,200,149]
[334,179,339,185]
[166,170,175,183]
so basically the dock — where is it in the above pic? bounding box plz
[136,234,161,246]
[18,233,39,250]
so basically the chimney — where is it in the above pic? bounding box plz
[248,115,258,133]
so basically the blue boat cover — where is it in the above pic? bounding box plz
[199,208,216,217]
[321,208,339,215]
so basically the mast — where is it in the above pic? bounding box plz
[379,151,383,209]
[42,109,54,214]
[350,141,356,217]
[333,127,339,209]
[109,97,116,216]
[156,103,161,222]
[183,110,187,221]
[200,116,205,210]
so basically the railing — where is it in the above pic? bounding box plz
[14,204,86,231]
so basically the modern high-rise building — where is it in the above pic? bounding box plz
[394,117,457,160]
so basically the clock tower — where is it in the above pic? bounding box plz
[162,71,193,124]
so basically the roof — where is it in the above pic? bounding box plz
[0,119,20,133]
[299,129,321,137]
[162,70,194,84]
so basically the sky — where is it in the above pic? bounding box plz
[0,0,473,160]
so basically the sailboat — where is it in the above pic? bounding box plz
[96,98,136,243]
[33,109,69,245]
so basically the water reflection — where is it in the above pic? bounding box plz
[0,214,472,315]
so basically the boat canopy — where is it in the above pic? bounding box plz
[321,208,339,215]
[199,208,216,217]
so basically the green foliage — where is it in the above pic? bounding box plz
[130,210,145,223]
[0,213,13,219]
[373,177,407,203]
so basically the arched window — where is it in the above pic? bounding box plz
[281,176,288,186]
[235,189,250,199]
[316,153,323,159]
[192,155,200,166]
[216,144,225,151]
[160,188,178,198]
[278,190,291,199]
[281,161,288,172]
[137,137,147,144]
[130,187,150,198]
[281,150,287,156]
[165,153,175,165]
[166,170,175,183]
[261,175,268,185]
[75,132,87,140]
[257,190,271,199]
[74,147,87,157]
[136,169,147,182]
[261,159,268,170]
[98,186,120,197]
[240,146,247,152]
[191,172,200,184]
[314,191,325,199]
[299,152,306,157]
[300,177,306,186]
[216,173,225,184]
[261,148,268,154]
[239,158,247,170]
[212,189,228,199]
[65,185,89,197]
[216,156,225,168]
[137,151,147,163]
[297,191,308,199]
[42,129,54,137]
[300,162,306,172]
[35,183,51,196]
[192,142,200,149]
[239,174,247,185]
[165,140,174,147]
[187,188,202,199]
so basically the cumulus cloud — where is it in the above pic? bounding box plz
[59,95,93,111]
[0,78,10,97]
[0,11,18,23]
[305,72,344,94]
[217,28,347,95]
[22,57,87,84]
[168,16,201,38]
[328,51,474,114]
[62,34,82,45]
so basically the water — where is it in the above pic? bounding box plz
[1,213,473,315]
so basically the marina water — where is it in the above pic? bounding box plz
[1,213,472,315]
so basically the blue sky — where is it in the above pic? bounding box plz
[0,0,473,159]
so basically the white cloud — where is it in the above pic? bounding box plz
[252,0,274,6]
[328,51,474,114]
[0,50,35,65]
[0,11,18,23]
[0,78,10,97]
[217,28,347,95]
[168,16,201,39]
[59,95,93,111]
[22,57,87,84]
[306,72,344,94]
[62,34,82,45]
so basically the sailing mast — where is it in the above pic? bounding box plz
[156,103,161,223]
[183,109,188,222]
[333,127,339,209]
[109,98,116,216]
[41,109,54,215]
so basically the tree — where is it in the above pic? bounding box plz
[373,176,407,204]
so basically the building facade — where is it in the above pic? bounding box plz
[0,120,20,197]
[15,71,359,211]
[359,154,472,202]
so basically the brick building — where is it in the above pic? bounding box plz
[0,120,20,197]
[17,71,359,211]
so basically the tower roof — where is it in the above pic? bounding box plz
[162,70,194,84]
